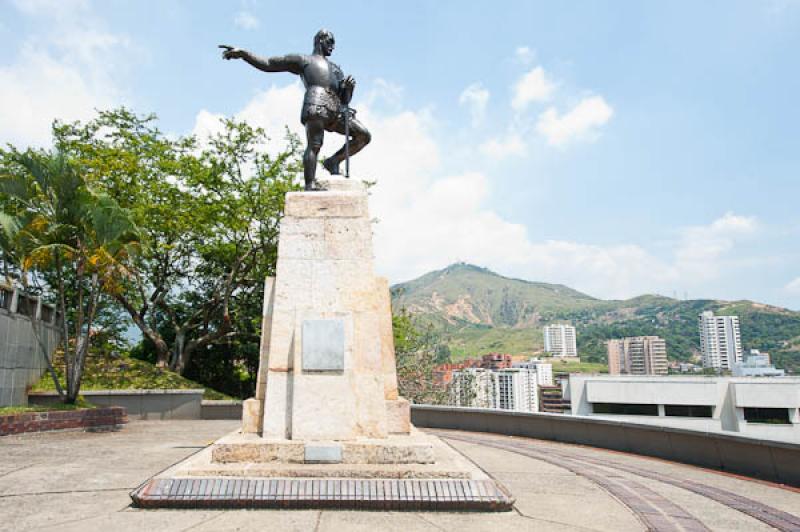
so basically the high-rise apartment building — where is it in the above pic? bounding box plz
[513,358,554,386]
[699,311,743,370]
[607,336,668,376]
[451,367,542,412]
[543,324,577,358]
[450,368,497,409]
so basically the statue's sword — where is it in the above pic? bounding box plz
[344,104,351,178]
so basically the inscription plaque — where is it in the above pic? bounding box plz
[302,319,345,371]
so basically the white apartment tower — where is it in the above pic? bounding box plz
[699,311,743,371]
[451,367,541,413]
[543,324,577,358]
[513,358,554,386]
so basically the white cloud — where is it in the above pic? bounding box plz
[234,11,260,30]
[458,83,489,127]
[192,82,305,154]
[200,82,763,300]
[515,46,534,65]
[0,1,131,147]
[536,95,613,147]
[674,212,758,280]
[479,134,526,159]
[511,66,556,111]
[786,277,800,295]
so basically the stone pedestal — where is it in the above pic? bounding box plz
[131,177,513,511]
[258,177,402,441]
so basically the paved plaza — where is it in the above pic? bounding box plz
[1,420,799,531]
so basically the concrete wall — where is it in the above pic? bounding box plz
[567,374,800,443]
[0,291,60,406]
[411,404,800,488]
[28,389,204,420]
[201,400,243,420]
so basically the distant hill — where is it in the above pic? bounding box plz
[391,263,800,373]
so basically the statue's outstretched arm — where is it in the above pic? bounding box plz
[220,45,303,75]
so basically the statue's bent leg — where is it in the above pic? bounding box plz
[304,120,325,190]
[324,116,371,175]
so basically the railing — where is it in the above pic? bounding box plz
[411,404,800,487]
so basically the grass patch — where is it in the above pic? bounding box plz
[0,397,95,415]
[546,360,608,374]
[33,353,233,400]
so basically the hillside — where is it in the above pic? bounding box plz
[391,263,800,373]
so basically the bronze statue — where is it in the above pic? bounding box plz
[220,30,371,191]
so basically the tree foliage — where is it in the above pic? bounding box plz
[393,309,451,405]
[0,149,139,402]
[53,109,302,376]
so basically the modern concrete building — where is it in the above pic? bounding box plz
[607,336,668,376]
[0,285,61,406]
[699,311,743,370]
[566,374,800,443]
[733,350,785,377]
[543,324,577,358]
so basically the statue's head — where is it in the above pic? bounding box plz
[314,29,335,57]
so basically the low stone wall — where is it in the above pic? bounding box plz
[29,389,204,420]
[201,400,243,420]
[411,405,800,487]
[0,406,127,436]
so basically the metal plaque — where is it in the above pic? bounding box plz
[302,319,345,371]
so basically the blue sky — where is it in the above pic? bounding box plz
[2,0,799,308]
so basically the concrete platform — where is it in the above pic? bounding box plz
[2,420,800,531]
[130,427,513,510]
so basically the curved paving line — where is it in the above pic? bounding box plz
[441,432,709,531]
[438,431,800,532]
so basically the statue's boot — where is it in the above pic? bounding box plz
[323,157,341,176]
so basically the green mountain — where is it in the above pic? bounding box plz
[390,263,800,373]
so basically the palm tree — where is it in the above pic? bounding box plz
[0,150,139,403]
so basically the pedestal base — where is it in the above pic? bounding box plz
[212,428,434,465]
[130,431,514,511]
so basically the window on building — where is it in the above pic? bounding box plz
[743,408,791,425]
[592,403,658,416]
[664,405,713,418]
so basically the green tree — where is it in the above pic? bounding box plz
[393,309,450,405]
[53,109,302,375]
[0,150,139,403]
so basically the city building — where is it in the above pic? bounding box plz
[451,365,545,413]
[699,311,743,370]
[733,350,785,377]
[538,385,569,414]
[513,358,554,386]
[566,374,800,443]
[543,324,577,358]
[481,353,513,369]
[607,336,668,376]
[450,368,497,409]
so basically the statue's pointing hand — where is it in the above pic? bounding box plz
[219,45,244,60]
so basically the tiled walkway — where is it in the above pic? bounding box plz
[1,420,798,531]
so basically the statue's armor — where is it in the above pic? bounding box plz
[300,57,345,125]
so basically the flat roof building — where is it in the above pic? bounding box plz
[566,374,800,444]
[700,311,743,371]
[607,336,668,376]
[543,324,577,358]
